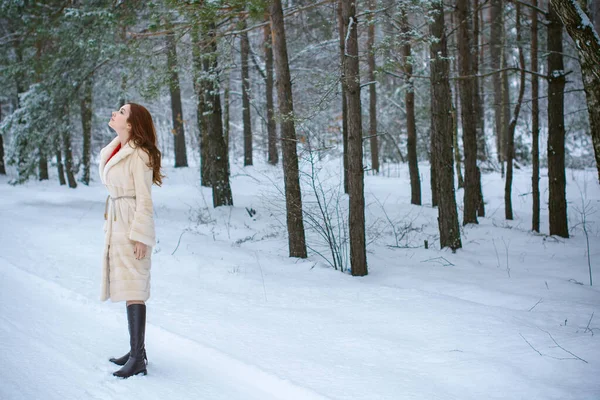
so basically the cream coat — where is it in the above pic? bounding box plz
[99,136,156,302]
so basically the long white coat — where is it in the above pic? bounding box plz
[99,136,156,302]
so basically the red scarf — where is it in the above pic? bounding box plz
[107,143,122,163]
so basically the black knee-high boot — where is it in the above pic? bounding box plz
[113,304,148,378]
[109,349,147,366]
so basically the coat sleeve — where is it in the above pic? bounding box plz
[129,149,156,247]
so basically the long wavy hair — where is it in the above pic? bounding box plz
[127,103,164,186]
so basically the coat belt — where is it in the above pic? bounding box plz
[104,195,136,221]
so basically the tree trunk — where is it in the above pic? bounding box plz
[430,128,438,207]
[501,39,511,177]
[62,126,77,189]
[531,0,540,232]
[270,0,307,258]
[241,19,253,166]
[450,11,464,190]
[477,167,485,217]
[80,77,93,185]
[551,0,600,183]
[342,0,368,276]
[505,3,526,221]
[224,61,231,154]
[56,148,66,186]
[547,4,569,238]
[401,10,421,205]
[473,0,487,160]
[430,0,462,251]
[490,0,504,165]
[337,0,349,194]
[166,30,188,168]
[0,103,5,175]
[590,0,600,33]
[367,0,379,174]
[204,23,233,207]
[457,0,479,225]
[452,103,464,189]
[38,152,49,181]
[191,25,211,187]
[264,13,278,165]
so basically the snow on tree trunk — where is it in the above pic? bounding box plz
[551,0,600,183]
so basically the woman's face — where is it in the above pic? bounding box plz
[108,104,131,140]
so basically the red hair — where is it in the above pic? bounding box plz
[127,103,164,186]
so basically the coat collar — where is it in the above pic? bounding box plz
[99,136,136,184]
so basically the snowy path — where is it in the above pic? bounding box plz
[1,166,600,399]
[0,258,330,400]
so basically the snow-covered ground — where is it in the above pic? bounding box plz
[1,157,599,400]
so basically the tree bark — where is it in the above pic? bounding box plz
[473,0,487,160]
[490,0,505,165]
[430,0,462,251]
[241,18,253,166]
[547,4,569,238]
[62,125,77,189]
[204,23,233,207]
[0,102,4,175]
[531,0,541,232]
[457,0,479,225]
[264,13,278,165]
[270,0,307,258]
[401,10,421,205]
[450,11,464,191]
[367,0,379,174]
[551,0,600,183]
[501,37,511,177]
[38,152,48,181]
[166,29,188,168]
[56,148,66,186]
[342,0,368,276]
[505,3,526,221]
[337,0,349,194]
[452,103,464,190]
[80,77,93,185]
[191,25,211,187]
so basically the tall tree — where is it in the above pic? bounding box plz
[264,12,278,165]
[191,24,211,187]
[547,3,569,238]
[531,0,541,232]
[342,0,368,276]
[456,0,479,225]
[204,22,233,207]
[401,10,421,205]
[166,28,188,168]
[337,0,349,193]
[0,104,5,175]
[430,0,462,251]
[505,3,526,220]
[551,0,600,183]
[35,40,48,182]
[270,0,307,258]
[80,77,93,185]
[240,17,253,166]
[62,113,77,189]
[473,0,486,160]
[490,0,505,167]
[367,0,379,174]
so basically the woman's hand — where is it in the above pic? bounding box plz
[134,241,148,260]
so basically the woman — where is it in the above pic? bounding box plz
[99,103,163,378]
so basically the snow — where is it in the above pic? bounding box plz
[570,0,600,45]
[1,157,599,399]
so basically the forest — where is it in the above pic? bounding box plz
[2,0,600,274]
